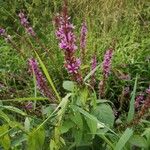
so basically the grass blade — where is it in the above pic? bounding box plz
[84,64,101,82]
[127,76,138,122]
[114,128,133,150]
[34,50,61,102]
[0,105,27,116]
[0,97,49,102]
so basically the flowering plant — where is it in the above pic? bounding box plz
[0,0,150,150]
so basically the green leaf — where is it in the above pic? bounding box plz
[0,105,27,116]
[0,110,10,123]
[0,124,17,138]
[70,111,83,130]
[28,128,45,150]
[92,104,115,127]
[42,105,55,117]
[60,120,74,134]
[71,105,117,136]
[0,125,11,150]
[72,129,83,145]
[33,94,71,133]
[142,128,150,147]
[11,134,26,148]
[98,134,114,149]
[114,128,133,150]
[63,80,75,91]
[86,117,97,135]
[50,139,57,150]
[24,117,30,132]
[127,76,138,122]
[129,135,148,148]
[79,88,89,105]
[34,50,61,102]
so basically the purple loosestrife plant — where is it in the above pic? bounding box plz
[146,86,150,94]
[98,80,104,98]
[135,93,145,109]
[55,3,82,83]
[28,58,56,102]
[18,12,36,37]
[0,28,5,36]
[99,48,113,98]
[18,11,54,59]
[102,48,113,78]
[80,21,87,61]
[0,28,9,40]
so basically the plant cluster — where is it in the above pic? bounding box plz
[0,0,150,150]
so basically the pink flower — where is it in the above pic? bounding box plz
[28,58,55,101]
[135,93,144,109]
[55,15,77,52]
[54,3,82,83]
[102,49,113,78]
[18,12,36,37]
[65,58,81,74]
[80,21,87,50]
[0,28,5,36]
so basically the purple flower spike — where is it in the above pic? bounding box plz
[0,28,11,42]
[80,21,87,50]
[135,93,144,109]
[65,58,81,74]
[28,58,55,102]
[55,15,77,52]
[146,86,150,94]
[18,12,36,37]
[26,27,36,37]
[91,54,97,71]
[0,28,5,36]
[54,3,82,83]
[18,12,29,27]
[99,48,114,98]
[102,49,113,78]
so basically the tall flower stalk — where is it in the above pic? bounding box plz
[28,58,56,102]
[90,53,97,88]
[18,11,54,60]
[135,93,144,109]
[0,28,25,58]
[80,21,87,62]
[99,48,113,98]
[127,95,150,127]
[55,2,82,83]
[18,12,36,37]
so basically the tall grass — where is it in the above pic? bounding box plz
[0,0,150,98]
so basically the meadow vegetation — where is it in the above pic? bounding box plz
[0,0,150,149]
